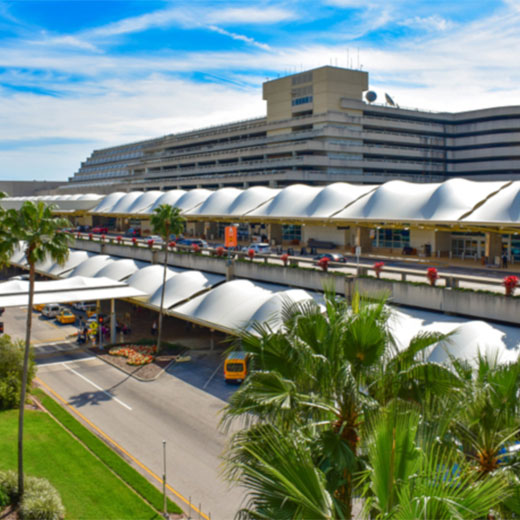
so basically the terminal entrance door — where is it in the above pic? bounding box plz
[451,235,485,259]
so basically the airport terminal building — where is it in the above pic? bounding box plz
[63,65,520,194]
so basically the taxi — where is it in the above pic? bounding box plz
[33,303,46,312]
[56,309,77,325]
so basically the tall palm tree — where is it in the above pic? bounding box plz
[150,204,185,353]
[223,292,459,518]
[5,201,72,501]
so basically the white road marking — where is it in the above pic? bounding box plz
[38,357,94,368]
[63,364,133,411]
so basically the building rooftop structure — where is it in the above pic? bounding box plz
[60,66,520,194]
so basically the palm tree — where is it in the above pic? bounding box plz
[150,204,185,353]
[223,291,459,518]
[5,201,73,501]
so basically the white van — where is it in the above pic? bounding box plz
[73,301,97,313]
[243,242,271,254]
[41,303,62,318]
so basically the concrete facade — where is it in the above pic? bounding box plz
[61,65,520,194]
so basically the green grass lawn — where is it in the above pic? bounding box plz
[0,408,160,519]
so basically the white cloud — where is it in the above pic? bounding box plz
[208,25,271,50]
[85,4,295,39]
[208,7,295,24]
[400,15,453,31]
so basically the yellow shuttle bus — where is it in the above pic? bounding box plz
[224,351,249,383]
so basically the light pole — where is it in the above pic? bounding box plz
[162,440,167,518]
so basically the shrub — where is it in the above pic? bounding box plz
[0,470,17,500]
[0,487,8,507]
[21,477,65,520]
[0,471,65,520]
[0,335,35,410]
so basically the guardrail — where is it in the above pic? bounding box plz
[71,232,507,291]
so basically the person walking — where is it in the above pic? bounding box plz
[151,320,157,336]
[502,252,508,269]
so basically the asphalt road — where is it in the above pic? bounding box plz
[37,355,245,520]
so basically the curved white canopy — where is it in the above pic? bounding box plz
[125,191,163,214]
[125,264,182,298]
[145,190,187,214]
[170,279,320,333]
[108,191,144,215]
[66,255,114,278]
[94,258,147,281]
[45,250,94,277]
[148,271,224,309]
[90,192,125,214]
[331,179,509,222]
[463,181,520,224]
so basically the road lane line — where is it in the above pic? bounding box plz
[35,377,210,520]
[63,364,133,411]
[38,357,93,368]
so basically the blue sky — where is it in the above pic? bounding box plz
[1,0,519,182]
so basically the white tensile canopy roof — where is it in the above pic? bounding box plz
[125,265,183,299]
[0,276,146,307]
[147,271,225,309]
[5,179,520,226]
[390,307,520,367]
[169,279,323,334]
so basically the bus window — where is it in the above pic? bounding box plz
[224,351,249,383]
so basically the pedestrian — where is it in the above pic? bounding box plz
[151,320,157,336]
[502,252,508,269]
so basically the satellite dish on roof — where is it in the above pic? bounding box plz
[385,93,395,106]
[365,91,377,103]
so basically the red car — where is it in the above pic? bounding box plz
[91,226,108,234]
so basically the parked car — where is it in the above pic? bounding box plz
[91,226,108,234]
[143,235,165,245]
[56,309,77,325]
[242,243,271,254]
[33,303,46,312]
[124,227,141,237]
[41,303,63,318]
[72,302,97,316]
[177,238,208,248]
[313,253,346,264]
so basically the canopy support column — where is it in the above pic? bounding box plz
[110,299,116,345]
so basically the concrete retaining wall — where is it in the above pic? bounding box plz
[233,261,347,294]
[356,278,520,325]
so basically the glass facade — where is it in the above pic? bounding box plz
[282,225,302,242]
[373,228,410,249]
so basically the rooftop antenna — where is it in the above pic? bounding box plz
[385,93,396,106]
